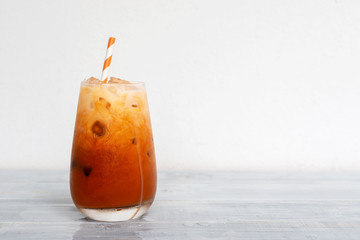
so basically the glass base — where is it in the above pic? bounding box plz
[78,202,152,222]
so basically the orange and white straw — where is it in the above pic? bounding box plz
[101,37,116,83]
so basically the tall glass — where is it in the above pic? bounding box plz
[70,78,157,221]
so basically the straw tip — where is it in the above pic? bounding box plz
[107,37,116,46]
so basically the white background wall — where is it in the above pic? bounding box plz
[1,0,360,171]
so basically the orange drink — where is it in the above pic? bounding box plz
[70,77,157,221]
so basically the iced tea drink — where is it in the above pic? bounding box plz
[70,77,157,221]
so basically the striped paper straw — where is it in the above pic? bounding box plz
[101,37,116,83]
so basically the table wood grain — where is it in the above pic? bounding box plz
[0,170,360,239]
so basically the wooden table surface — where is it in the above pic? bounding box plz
[1,170,360,239]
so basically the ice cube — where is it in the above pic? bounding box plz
[108,86,117,94]
[108,77,130,84]
[86,77,101,84]
[71,158,77,168]
[99,97,111,109]
[92,121,106,136]
[83,167,92,177]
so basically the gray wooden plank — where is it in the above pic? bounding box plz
[0,170,360,239]
[1,199,360,223]
[1,171,360,201]
[2,221,360,240]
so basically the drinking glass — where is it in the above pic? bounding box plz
[70,78,157,221]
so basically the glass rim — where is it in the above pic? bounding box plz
[80,78,145,87]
